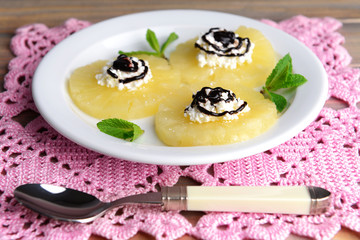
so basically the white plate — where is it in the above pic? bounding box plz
[32,10,328,166]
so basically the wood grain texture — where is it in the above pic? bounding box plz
[1,0,359,239]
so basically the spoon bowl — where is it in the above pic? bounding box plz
[14,184,162,223]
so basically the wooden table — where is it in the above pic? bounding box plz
[1,0,359,239]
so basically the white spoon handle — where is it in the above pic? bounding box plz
[162,186,331,215]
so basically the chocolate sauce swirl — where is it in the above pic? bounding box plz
[186,87,248,117]
[194,28,251,57]
[107,54,149,83]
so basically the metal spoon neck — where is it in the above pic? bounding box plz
[110,191,163,208]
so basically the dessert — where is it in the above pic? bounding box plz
[155,85,277,147]
[96,54,152,91]
[184,87,250,123]
[195,27,254,69]
[170,26,277,90]
[67,27,290,147]
[67,54,180,120]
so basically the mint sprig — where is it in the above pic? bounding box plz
[97,118,144,142]
[262,53,307,112]
[119,29,179,59]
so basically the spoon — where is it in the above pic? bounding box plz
[14,184,331,223]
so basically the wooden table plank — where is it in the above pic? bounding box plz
[340,20,360,68]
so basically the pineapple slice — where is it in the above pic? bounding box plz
[67,55,180,120]
[169,26,277,90]
[155,85,278,146]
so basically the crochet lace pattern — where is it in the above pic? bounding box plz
[0,16,359,240]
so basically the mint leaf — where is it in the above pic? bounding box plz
[97,118,144,142]
[160,32,179,54]
[146,29,160,53]
[265,53,292,91]
[267,90,288,112]
[262,53,308,112]
[284,74,308,88]
[118,50,159,57]
[119,29,178,60]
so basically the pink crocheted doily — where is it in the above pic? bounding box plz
[1,16,360,240]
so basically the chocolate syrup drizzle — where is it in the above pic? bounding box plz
[194,28,251,57]
[107,54,149,84]
[186,87,248,117]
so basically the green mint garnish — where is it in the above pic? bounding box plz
[262,53,307,112]
[97,118,144,142]
[119,29,179,59]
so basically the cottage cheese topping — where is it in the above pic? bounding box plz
[195,28,255,69]
[96,54,152,91]
[184,87,250,123]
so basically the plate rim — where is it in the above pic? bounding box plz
[32,9,328,165]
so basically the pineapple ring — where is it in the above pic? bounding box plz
[67,55,180,120]
[169,26,277,90]
[155,85,278,147]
